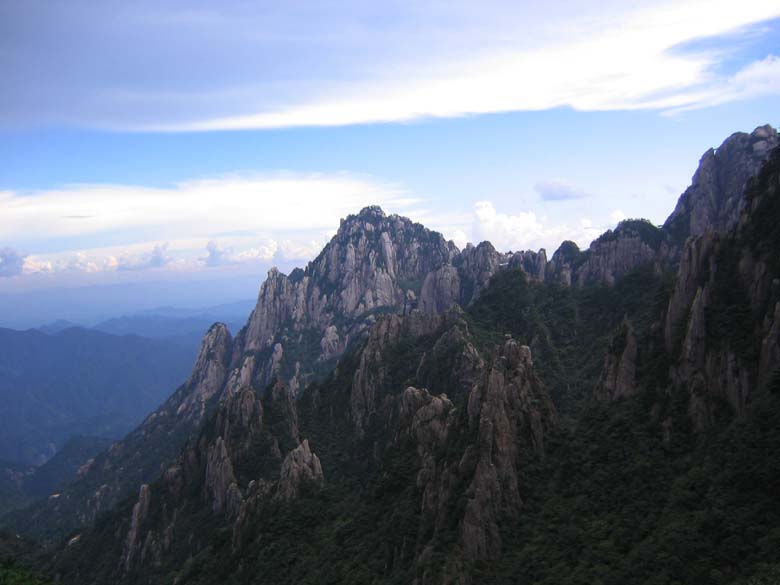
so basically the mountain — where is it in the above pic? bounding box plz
[0,327,194,466]
[664,124,779,241]
[22,436,113,501]
[9,127,780,584]
[93,300,253,340]
[37,320,80,335]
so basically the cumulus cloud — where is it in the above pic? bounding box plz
[0,247,26,277]
[470,201,597,252]
[117,243,172,271]
[22,256,53,275]
[535,180,590,202]
[610,210,627,223]
[202,239,279,267]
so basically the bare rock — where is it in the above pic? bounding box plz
[276,440,324,500]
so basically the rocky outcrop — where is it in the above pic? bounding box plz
[508,249,547,281]
[595,319,638,401]
[546,241,580,286]
[547,221,666,288]
[576,221,664,286]
[276,440,324,501]
[419,265,461,315]
[176,323,232,421]
[350,310,455,436]
[662,145,780,430]
[460,339,553,559]
[419,244,548,315]
[123,484,151,570]
[398,337,557,568]
[664,124,778,241]
[239,206,459,395]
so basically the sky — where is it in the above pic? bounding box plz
[1,0,779,322]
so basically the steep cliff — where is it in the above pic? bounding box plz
[547,219,669,288]
[664,145,780,430]
[664,124,779,241]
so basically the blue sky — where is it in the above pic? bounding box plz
[0,0,779,310]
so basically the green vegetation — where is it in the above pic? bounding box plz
[0,560,49,585]
[467,265,673,414]
[595,218,666,251]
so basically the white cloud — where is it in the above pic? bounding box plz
[0,174,411,245]
[610,210,627,224]
[117,243,172,271]
[202,239,279,267]
[664,54,780,114]
[140,1,780,131]
[3,1,777,131]
[22,256,53,275]
[0,173,417,275]
[469,201,596,253]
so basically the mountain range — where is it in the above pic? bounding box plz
[2,124,780,585]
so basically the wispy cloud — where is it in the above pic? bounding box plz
[1,1,778,131]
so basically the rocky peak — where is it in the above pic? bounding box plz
[275,439,324,500]
[662,145,780,431]
[354,204,387,220]
[664,124,779,241]
[240,208,460,397]
[595,318,638,402]
[547,240,581,286]
[457,339,557,560]
[176,322,233,421]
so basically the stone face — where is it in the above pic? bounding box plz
[458,340,556,560]
[662,145,780,431]
[239,206,460,395]
[123,484,151,570]
[595,319,638,401]
[664,124,779,240]
[176,323,233,421]
[419,265,461,314]
[547,221,664,288]
[350,310,454,436]
[276,440,324,501]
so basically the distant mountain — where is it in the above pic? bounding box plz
[37,320,81,335]
[0,437,110,516]
[22,436,112,501]
[0,327,194,465]
[90,304,250,371]
[134,299,256,320]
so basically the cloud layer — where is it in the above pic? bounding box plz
[1,1,778,131]
[0,173,417,277]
